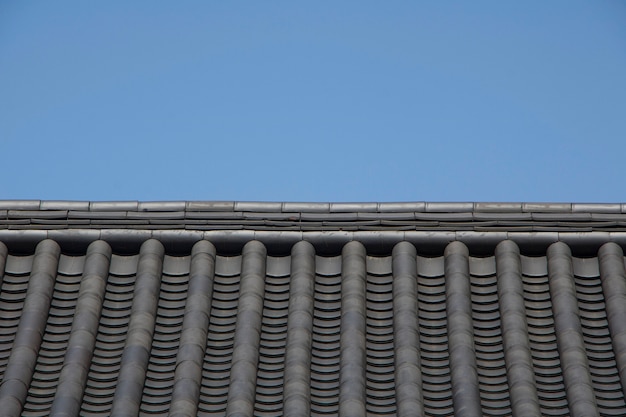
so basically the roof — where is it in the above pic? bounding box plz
[2,200,626,255]
[1,201,626,416]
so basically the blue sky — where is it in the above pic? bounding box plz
[1,2,625,202]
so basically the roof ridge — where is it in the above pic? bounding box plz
[0,200,624,213]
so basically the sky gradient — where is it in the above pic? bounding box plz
[2,2,625,202]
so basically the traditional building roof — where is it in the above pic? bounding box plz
[1,201,626,416]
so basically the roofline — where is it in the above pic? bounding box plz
[1,200,625,256]
[2,201,626,235]
[1,200,625,213]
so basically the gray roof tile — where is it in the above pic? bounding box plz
[185,200,235,211]
[40,200,90,211]
[572,203,622,213]
[426,202,474,212]
[1,201,626,416]
[138,201,187,212]
[0,200,41,210]
[90,201,139,211]
[281,202,331,212]
[475,202,523,212]
[377,202,426,212]
[2,201,626,238]
[8,210,68,219]
[330,202,377,212]
[234,201,282,212]
[523,202,572,212]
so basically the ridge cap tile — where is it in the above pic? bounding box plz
[90,201,139,211]
[474,202,522,212]
[234,201,282,212]
[40,201,90,210]
[0,200,41,210]
[522,203,572,212]
[425,202,474,212]
[572,203,621,213]
[186,201,235,211]
[138,201,186,212]
[377,202,426,212]
[281,202,330,212]
[329,202,377,212]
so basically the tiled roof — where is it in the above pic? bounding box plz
[1,201,626,416]
[3,201,626,234]
[2,201,626,257]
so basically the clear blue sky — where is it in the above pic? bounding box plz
[1,2,625,202]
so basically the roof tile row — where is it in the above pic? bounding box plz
[2,202,626,235]
[3,200,626,417]
[2,238,626,416]
[1,201,625,213]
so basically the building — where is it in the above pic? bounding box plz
[1,200,626,416]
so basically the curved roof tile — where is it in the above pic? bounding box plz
[0,201,625,416]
